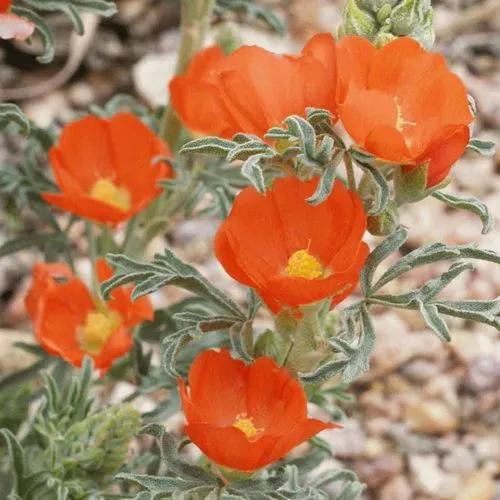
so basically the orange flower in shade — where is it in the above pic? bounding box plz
[336,36,473,188]
[25,259,153,373]
[0,0,35,41]
[178,349,339,472]
[42,113,173,225]
[215,176,369,314]
[169,33,337,139]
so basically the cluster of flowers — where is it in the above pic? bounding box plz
[25,32,472,473]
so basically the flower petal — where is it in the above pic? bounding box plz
[0,12,35,41]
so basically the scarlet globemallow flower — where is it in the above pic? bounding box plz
[25,259,153,373]
[336,36,473,188]
[169,33,337,139]
[178,349,339,472]
[42,113,173,225]
[215,176,369,314]
[0,0,35,41]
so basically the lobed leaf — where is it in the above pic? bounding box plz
[467,138,496,157]
[179,137,236,156]
[432,191,494,234]
[418,302,450,342]
[306,151,343,205]
[241,154,267,193]
[0,103,30,135]
[360,226,408,296]
[355,160,390,215]
[103,250,245,319]
[370,243,500,294]
[12,6,54,63]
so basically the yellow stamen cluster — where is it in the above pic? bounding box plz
[394,97,417,132]
[284,249,323,280]
[80,309,121,355]
[89,178,131,211]
[233,414,259,441]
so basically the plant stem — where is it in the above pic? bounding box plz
[344,153,357,191]
[85,221,99,297]
[121,214,139,256]
[159,0,215,149]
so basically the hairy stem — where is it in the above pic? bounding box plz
[160,0,215,149]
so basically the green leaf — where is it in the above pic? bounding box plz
[354,159,390,215]
[11,6,55,63]
[339,305,376,383]
[300,360,348,384]
[0,429,25,493]
[435,300,500,330]
[370,242,483,293]
[162,330,192,377]
[0,358,51,393]
[418,301,450,341]
[241,154,266,193]
[115,473,199,493]
[432,191,494,234]
[226,140,272,162]
[467,138,496,157]
[419,261,473,302]
[215,0,285,34]
[0,233,67,259]
[307,163,338,206]
[157,430,217,485]
[22,0,116,16]
[179,137,236,156]
[102,250,245,319]
[229,321,254,362]
[360,226,408,295]
[0,103,30,135]
[306,107,333,126]
[284,115,317,163]
[265,127,292,140]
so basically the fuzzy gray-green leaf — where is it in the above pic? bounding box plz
[467,138,496,157]
[179,137,236,156]
[432,191,494,234]
[0,103,30,135]
[360,226,408,295]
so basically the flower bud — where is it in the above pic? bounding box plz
[367,201,400,236]
[339,0,435,49]
[390,0,435,48]
[216,22,243,55]
[338,0,378,40]
[64,403,141,478]
[395,163,429,204]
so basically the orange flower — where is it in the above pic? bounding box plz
[25,259,153,373]
[215,176,369,314]
[42,113,173,225]
[169,33,337,139]
[0,0,35,41]
[178,349,339,472]
[336,36,473,187]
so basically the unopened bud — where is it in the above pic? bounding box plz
[339,0,378,40]
[339,0,435,49]
[216,22,243,55]
[65,403,141,478]
[391,0,435,48]
[367,201,400,236]
[395,163,429,204]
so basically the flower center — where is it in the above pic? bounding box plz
[233,414,259,440]
[285,249,323,279]
[89,178,131,211]
[394,97,417,132]
[79,308,121,355]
